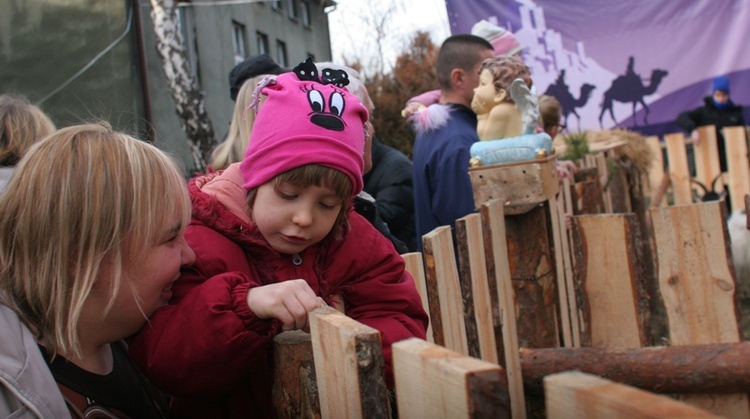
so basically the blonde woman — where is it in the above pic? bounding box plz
[0,123,194,418]
[210,74,268,170]
[0,94,55,193]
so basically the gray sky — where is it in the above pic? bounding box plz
[327,0,450,73]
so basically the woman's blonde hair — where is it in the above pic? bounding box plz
[0,122,191,357]
[0,94,55,166]
[210,75,267,170]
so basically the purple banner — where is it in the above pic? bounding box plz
[445,0,750,136]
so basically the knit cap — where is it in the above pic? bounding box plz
[240,57,369,197]
[471,19,523,57]
[713,75,730,94]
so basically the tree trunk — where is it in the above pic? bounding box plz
[148,0,215,172]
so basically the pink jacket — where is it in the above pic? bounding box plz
[129,164,428,418]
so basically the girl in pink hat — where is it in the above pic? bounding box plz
[129,58,428,418]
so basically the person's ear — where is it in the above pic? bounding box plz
[494,88,507,103]
[450,68,465,87]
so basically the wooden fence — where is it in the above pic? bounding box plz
[271,126,750,418]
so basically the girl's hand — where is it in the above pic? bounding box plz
[246,279,326,331]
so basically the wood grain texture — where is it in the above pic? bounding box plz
[480,199,527,419]
[422,226,468,355]
[664,132,693,205]
[724,126,750,213]
[402,252,434,343]
[393,338,510,419]
[309,307,389,419]
[571,214,651,348]
[272,331,320,419]
[456,213,499,363]
[544,371,720,419]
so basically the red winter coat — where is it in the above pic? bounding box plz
[129,164,428,418]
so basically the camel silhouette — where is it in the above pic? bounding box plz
[598,68,669,127]
[544,81,596,131]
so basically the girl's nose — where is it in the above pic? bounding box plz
[292,206,313,227]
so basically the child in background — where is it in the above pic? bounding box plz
[0,94,55,193]
[0,123,193,417]
[129,58,428,418]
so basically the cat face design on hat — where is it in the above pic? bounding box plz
[240,57,369,197]
[295,57,351,131]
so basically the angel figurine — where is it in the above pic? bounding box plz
[470,56,552,166]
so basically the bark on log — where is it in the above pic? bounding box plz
[521,342,750,395]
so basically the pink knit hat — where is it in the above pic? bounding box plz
[240,58,369,197]
[471,20,522,57]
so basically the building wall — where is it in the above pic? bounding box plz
[141,0,333,173]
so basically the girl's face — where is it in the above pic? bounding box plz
[252,180,343,255]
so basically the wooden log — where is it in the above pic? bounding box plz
[402,252,434,343]
[650,201,749,418]
[479,199,527,419]
[573,179,606,215]
[724,126,750,213]
[664,132,693,205]
[570,214,651,348]
[521,342,750,395]
[544,371,720,419]
[308,307,389,419]
[273,331,320,419]
[504,204,560,349]
[573,167,599,183]
[455,213,499,363]
[422,226,469,355]
[393,338,510,419]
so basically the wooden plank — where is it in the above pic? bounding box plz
[393,338,510,419]
[422,226,469,355]
[573,179,606,215]
[550,193,573,347]
[694,125,723,195]
[560,177,581,347]
[479,199,527,419]
[272,331,320,419]
[571,214,651,348]
[468,155,559,214]
[504,204,560,349]
[664,132,693,205]
[608,159,633,213]
[595,152,613,213]
[645,135,665,199]
[521,342,750,396]
[544,371,720,419]
[650,201,749,418]
[309,307,389,419]
[724,126,750,213]
[402,252,434,343]
[455,213,499,364]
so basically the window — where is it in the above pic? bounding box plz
[301,1,311,27]
[178,6,199,79]
[232,22,246,65]
[257,31,269,55]
[276,40,288,68]
[287,0,298,20]
[271,0,283,11]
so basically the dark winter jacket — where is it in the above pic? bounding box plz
[128,164,427,418]
[364,137,417,252]
[676,96,745,170]
[411,104,479,251]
